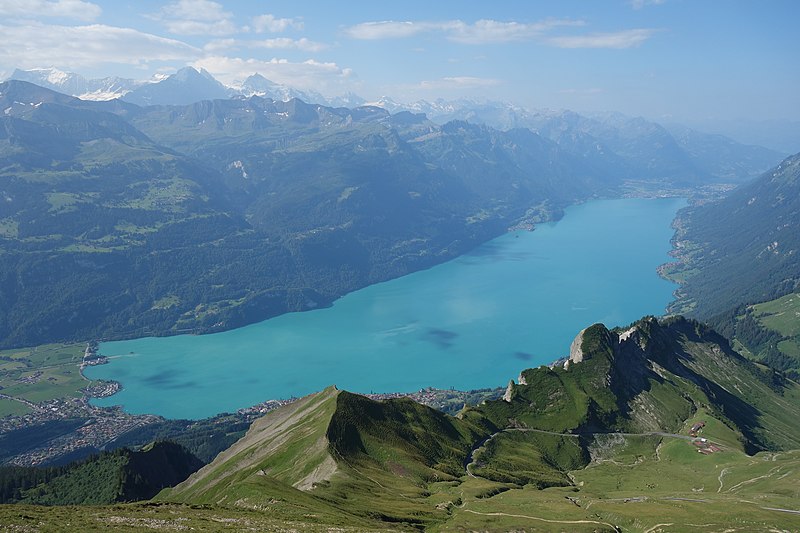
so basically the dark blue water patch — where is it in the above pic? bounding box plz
[143,371,178,386]
[514,352,534,361]
[463,241,539,263]
[422,328,459,349]
[142,371,198,390]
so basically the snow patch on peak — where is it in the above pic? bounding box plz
[45,68,70,85]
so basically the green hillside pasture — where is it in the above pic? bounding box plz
[45,192,97,213]
[568,440,800,532]
[0,398,31,417]
[0,343,90,414]
[778,338,800,357]
[434,438,800,532]
[472,430,586,487]
[752,292,800,337]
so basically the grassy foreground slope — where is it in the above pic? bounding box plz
[2,316,800,531]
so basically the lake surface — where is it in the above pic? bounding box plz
[87,197,685,419]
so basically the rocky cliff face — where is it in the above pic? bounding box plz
[567,327,587,366]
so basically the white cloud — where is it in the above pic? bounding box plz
[252,14,303,33]
[254,38,327,52]
[160,0,230,22]
[447,18,586,44]
[343,18,585,44]
[344,20,429,40]
[630,0,666,9]
[153,0,237,36]
[202,37,328,53]
[343,18,658,49]
[547,29,656,49]
[163,19,238,36]
[193,55,353,93]
[0,0,101,21]
[203,38,238,53]
[0,22,201,69]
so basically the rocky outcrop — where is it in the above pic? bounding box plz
[503,380,515,402]
[568,328,587,364]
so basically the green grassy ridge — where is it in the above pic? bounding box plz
[470,319,691,435]
[458,315,800,489]
[327,392,487,479]
[163,387,467,528]
[159,386,341,505]
[657,317,800,452]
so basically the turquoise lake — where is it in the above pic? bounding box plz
[86,197,685,419]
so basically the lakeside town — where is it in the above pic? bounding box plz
[0,341,503,467]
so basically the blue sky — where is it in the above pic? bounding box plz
[1,0,798,122]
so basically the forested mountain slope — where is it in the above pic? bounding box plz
[667,153,800,318]
[0,441,201,505]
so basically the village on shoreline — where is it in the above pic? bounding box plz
[1,341,503,467]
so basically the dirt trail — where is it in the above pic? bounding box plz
[460,509,618,530]
[717,467,730,493]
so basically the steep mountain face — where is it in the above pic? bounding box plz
[478,317,800,453]
[667,153,800,318]
[121,67,230,106]
[2,442,202,505]
[161,386,488,526]
[236,73,330,104]
[0,81,280,346]
[159,316,800,529]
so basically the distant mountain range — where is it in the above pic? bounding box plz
[6,66,351,108]
[8,67,792,160]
